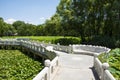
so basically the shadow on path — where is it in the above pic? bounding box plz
[90,67,100,80]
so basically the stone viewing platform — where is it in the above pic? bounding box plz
[0,39,115,80]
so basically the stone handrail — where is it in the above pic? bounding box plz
[33,67,49,80]
[50,56,59,79]
[94,56,102,78]
[21,41,44,51]
[52,44,110,55]
[19,41,59,80]
[0,39,20,45]
[0,39,59,80]
[32,42,73,54]
[53,43,73,53]
[104,70,116,80]
[73,44,111,55]
[94,55,116,80]
[33,56,59,80]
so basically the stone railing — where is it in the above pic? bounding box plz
[0,39,59,80]
[94,54,116,80]
[20,40,45,52]
[53,43,73,53]
[52,44,110,55]
[73,44,111,55]
[0,39,20,45]
[20,41,59,80]
[30,42,73,54]
[33,56,59,80]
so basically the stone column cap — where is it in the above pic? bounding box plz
[102,63,109,69]
[45,59,51,67]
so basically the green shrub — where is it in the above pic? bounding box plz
[0,50,43,80]
[83,36,119,48]
[115,40,120,48]
[98,48,120,79]
[54,37,81,45]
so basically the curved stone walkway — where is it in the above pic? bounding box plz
[46,46,99,80]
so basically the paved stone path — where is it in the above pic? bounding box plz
[46,46,99,80]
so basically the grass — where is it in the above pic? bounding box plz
[1,36,80,43]
[0,50,43,80]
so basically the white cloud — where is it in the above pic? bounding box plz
[40,17,45,20]
[39,17,51,20]
[4,17,51,25]
[5,18,16,24]
[46,17,51,20]
[38,17,47,24]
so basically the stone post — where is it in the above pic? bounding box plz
[49,42,51,45]
[31,43,33,49]
[102,63,109,80]
[34,43,36,50]
[42,41,45,47]
[45,59,51,80]
[30,42,32,48]
[39,46,41,52]
[42,47,45,53]
[57,43,60,50]
[33,43,35,49]
[69,44,73,54]
[36,45,39,51]
[93,53,98,67]
[28,42,30,48]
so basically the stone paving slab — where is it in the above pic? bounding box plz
[53,51,99,80]
[54,67,95,80]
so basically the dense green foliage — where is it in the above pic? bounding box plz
[0,0,120,48]
[55,0,120,48]
[0,18,16,36]
[98,48,120,79]
[0,50,43,80]
[12,21,36,36]
[82,36,120,48]
[54,37,81,45]
[56,0,120,38]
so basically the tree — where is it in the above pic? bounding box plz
[55,0,120,41]
[0,17,5,37]
[56,0,79,36]
[0,17,16,36]
[43,13,61,36]
[5,24,16,36]
[35,24,45,36]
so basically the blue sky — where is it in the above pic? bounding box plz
[0,0,60,25]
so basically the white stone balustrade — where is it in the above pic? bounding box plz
[19,41,45,54]
[0,39,59,80]
[33,56,59,80]
[49,56,59,79]
[73,44,111,55]
[54,44,110,55]
[0,39,20,45]
[53,43,73,53]
[94,55,103,79]
[104,70,116,80]
[94,55,116,80]
[33,67,49,80]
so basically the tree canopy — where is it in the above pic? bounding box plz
[56,0,120,39]
[0,17,16,37]
[0,0,120,40]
